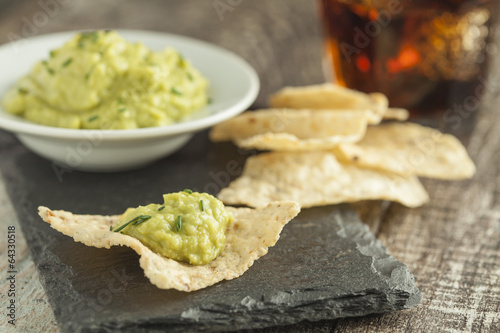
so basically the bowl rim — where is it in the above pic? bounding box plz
[0,29,260,141]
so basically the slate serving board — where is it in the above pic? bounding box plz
[0,130,421,332]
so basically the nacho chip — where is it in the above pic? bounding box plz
[333,122,476,179]
[269,83,388,124]
[210,109,369,151]
[236,132,360,151]
[383,108,410,121]
[218,152,429,208]
[38,202,300,292]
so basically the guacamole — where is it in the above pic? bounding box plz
[112,191,233,265]
[2,30,209,129]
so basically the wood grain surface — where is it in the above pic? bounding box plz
[0,0,499,332]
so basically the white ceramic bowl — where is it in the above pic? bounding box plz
[0,30,259,172]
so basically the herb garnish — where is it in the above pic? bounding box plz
[171,87,183,96]
[81,31,99,41]
[183,189,193,194]
[88,115,99,122]
[118,107,127,113]
[175,215,182,232]
[178,54,186,68]
[158,205,165,211]
[131,215,152,226]
[78,31,99,49]
[85,68,93,80]
[42,60,53,74]
[62,58,73,68]
[112,214,152,233]
[18,88,28,94]
[187,72,193,81]
[109,225,112,231]
[200,200,204,212]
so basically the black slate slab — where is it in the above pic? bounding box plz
[0,130,421,332]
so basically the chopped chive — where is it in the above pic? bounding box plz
[183,189,193,194]
[118,107,127,113]
[88,115,99,122]
[117,97,124,104]
[171,87,182,96]
[158,205,165,211]
[129,215,152,224]
[78,31,99,49]
[131,215,152,226]
[187,72,193,81]
[112,219,134,232]
[200,200,204,212]
[178,53,187,68]
[120,231,124,234]
[49,50,56,58]
[175,215,182,232]
[81,31,99,42]
[42,61,54,75]
[18,88,28,94]
[62,58,73,67]
[85,67,93,80]
[109,225,113,231]
[113,214,152,233]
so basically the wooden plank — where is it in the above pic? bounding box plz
[0,173,59,332]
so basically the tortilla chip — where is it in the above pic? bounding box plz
[210,109,369,151]
[218,152,429,208]
[236,132,361,152]
[383,108,410,121]
[333,122,476,179]
[38,202,300,292]
[269,84,387,124]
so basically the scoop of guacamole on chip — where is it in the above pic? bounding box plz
[112,190,233,266]
[2,30,209,129]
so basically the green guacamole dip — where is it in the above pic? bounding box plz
[2,30,209,129]
[113,191,233,266]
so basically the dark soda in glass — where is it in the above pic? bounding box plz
[319,0,499,128]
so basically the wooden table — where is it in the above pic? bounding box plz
[0,1,499,332]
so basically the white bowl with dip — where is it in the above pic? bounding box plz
[0,30,259,172]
